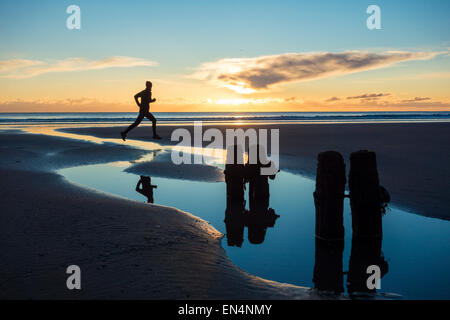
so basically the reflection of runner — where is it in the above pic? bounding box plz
[121,81,161,141]
[136,176,158,203]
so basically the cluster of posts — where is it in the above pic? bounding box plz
[313,150,390,296]
[223,144,279,247]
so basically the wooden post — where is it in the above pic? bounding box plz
[244,144,278,245]
[224,144,246,247]
[313,151,346,240]
[347,236,388,295]
[224,144,245,209]
[349,150,382,238]
[313,238,344,294]
[246,144,274,212]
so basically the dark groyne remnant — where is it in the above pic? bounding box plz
[246,144,276,212]
[346,150,390,295]
[313,151,346,293]
[313,149,390,240]
[313,238,345,294]
[224,144,246,210]
[223,144,279,246]
[245,144,279,244]
[224,144,246,247]
[312,150,390,295]
[349,150,386,238]
[347,236,389,296]
[313,151,346,241]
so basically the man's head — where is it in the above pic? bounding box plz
[146,81,152,90]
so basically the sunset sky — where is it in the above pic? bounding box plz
[1,0,449,112]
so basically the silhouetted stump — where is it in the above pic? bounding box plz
[224,161,246,247]
[347,236,389,295]
[224,144,246,209]
[314,151,346,240]
[246,144,275,212]
[224,144,279,247]
[313,238,344,294]
[224,144,246,247]
[349,150,382,238]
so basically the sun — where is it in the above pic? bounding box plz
[224,82,256,94]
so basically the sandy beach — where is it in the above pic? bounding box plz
[0,129,316,299]
[1,121,449,299]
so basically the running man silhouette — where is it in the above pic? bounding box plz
[121,81,161,140]
[136,176,158,203]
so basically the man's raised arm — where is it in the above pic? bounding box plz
[134,91,142,107]
[136,180,143,192]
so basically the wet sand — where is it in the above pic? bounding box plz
[63,122,450,220]
[0,131,315,299]
[2,121,449,299]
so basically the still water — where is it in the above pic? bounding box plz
[59,151,450,299]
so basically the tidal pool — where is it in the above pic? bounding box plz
[59,150,450,299]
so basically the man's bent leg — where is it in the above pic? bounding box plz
[145,112,161,138]
[124,113,144,134]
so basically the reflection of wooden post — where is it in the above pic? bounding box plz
[224,144,246,247]
[224,208,245,247]
[313,239,344,294]
[248,174,270,212]
[314,151,346,240]
[349,150,382,238]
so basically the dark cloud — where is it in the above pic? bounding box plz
[192,51,437,93]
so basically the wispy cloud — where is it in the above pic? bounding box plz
[325,96,340,102]
[0,59,43,72]
[0,56,158,78]
[401,97,431,103]
[321,93,449,108]
[346,93,390,100]
[191,51,440,93]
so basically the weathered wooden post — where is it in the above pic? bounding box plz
[313,151,346,241]
[246,144,276,212]
[313,238,344,294]
[244,144,279,244]
[347,236,388,295]
[224,144,246,247]
[224,144,245,209]
[349,150,382,238]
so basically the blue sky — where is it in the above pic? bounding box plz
[0,0,449,111]
[2,1,449,61]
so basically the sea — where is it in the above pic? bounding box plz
[1,111,450,124]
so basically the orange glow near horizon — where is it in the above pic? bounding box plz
[1,62,449,113]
